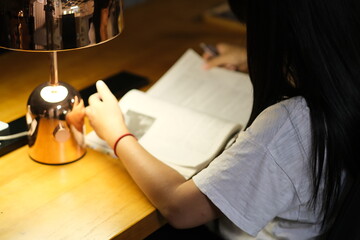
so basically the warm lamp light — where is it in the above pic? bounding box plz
[0,0,124,164]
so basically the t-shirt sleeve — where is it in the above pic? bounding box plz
[192,105,300,236]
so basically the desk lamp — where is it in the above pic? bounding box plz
[0,0,124,164]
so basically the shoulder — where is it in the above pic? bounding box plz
[243,96,312,180]
[246,96,310,146]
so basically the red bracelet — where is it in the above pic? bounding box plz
[113,133,136,157]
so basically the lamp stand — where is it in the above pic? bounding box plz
[49,51,59,85]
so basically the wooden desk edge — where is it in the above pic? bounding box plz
[112,210,166,240]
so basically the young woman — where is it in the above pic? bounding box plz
[85,0,360,238]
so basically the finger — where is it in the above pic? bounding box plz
[85,106,92,117]
[96,80,116,102]
[88,93,101,106]
[202,52,214,61]
[238,63,249,73]
[225,64,237,71]
[204,55,228,69]
[85,106,97,120]
[216,43,230,53]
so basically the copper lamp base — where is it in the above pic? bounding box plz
[26,82,86,164]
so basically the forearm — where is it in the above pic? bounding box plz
[114,135,186,211]
[114,135,219,228]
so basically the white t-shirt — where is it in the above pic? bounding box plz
[193,96,323,239]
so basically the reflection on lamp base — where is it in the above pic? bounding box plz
[26,82,86,164]
[27,117,86,164]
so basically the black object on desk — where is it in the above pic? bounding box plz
[0,71,149,157]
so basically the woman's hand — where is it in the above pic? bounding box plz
[85,80,128,147]
[202,43,248,73]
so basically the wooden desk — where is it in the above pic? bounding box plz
[0,0,245,239]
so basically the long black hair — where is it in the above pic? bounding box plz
[229,0,360,231]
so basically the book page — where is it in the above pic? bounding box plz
[120,90,241,167]
[147,49,253,128]
[86,89,241,179]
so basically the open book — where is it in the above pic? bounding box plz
[86,49,253,179]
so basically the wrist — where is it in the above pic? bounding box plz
[112,132,137,157]
[106,125,129,147]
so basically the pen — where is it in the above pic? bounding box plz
[200,42,219,57]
